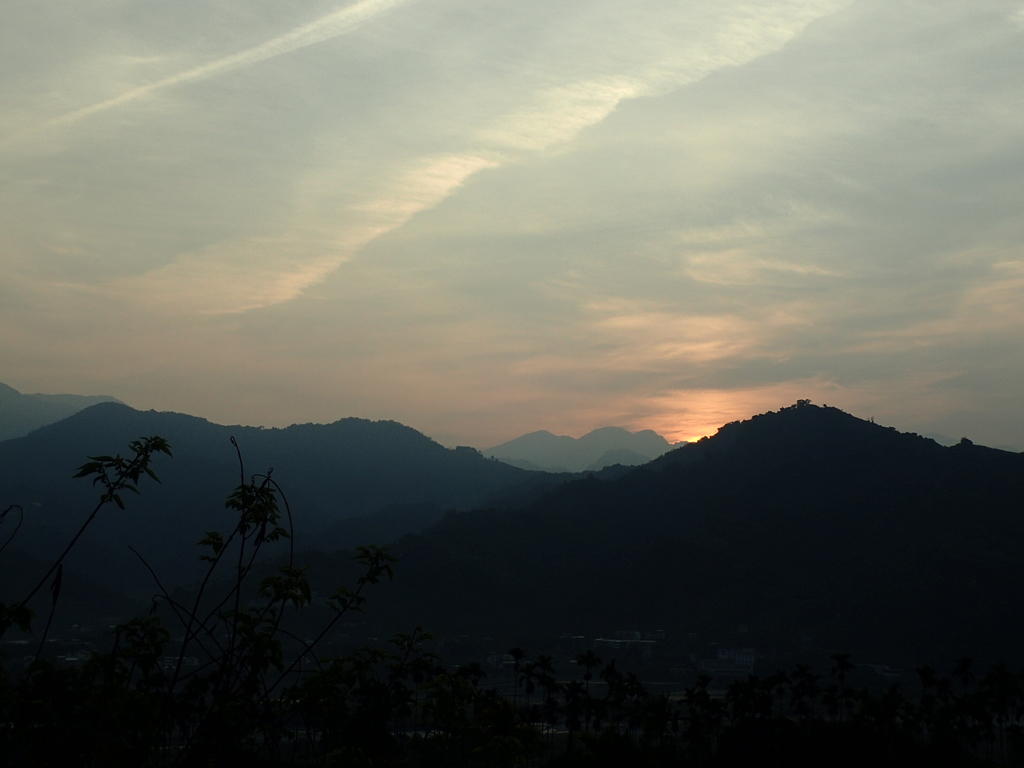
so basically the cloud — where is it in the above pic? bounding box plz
[681,251,840,286]
[30,0,848,316]
[2,0,412,148]
[476,76,647,152]
[82,153,497,315]
[475,0,848,154]
[354,155,500,221]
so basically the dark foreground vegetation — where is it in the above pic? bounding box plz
[7,627,1024,767]
[3,428,1024,767]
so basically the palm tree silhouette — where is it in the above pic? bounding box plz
[829,652,854,721]
[576,649,602,696]
[521,660,538,710]
[575,650,602,733]
[507,646,525,707]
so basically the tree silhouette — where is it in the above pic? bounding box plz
[508,646,525,707]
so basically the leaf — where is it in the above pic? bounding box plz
[199,531,224,548]
[13,604,34,633]
[73,462,102,478]
[0,602,35,635]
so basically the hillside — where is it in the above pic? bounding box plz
[0,402,559,602]
[352,402,1024,666]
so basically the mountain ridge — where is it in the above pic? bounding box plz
[0,382,123,441]
[4,399,1023,668]
[0,401,563,601]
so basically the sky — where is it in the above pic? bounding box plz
[2,0,1023,450]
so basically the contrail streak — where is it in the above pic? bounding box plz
[41,0,410,130]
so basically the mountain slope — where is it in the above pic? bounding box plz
[363,403,1024,665]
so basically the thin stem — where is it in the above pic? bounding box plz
[171,522,241,691]
[32,564,62,663]
[0,505,24,558]
[263,575,373,698]
[20,446,157,608]
[20,499,104,607]
[128,547,219,661]
[230,435,245,487]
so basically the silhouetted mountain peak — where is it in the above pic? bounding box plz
[651,401,954,471]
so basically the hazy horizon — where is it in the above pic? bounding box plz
[3,1,1023,450]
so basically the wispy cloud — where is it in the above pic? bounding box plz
[354,155,500,221]
[476,76,647,152]
[475,0,848,154]
[94,154,496,315]
[54,0,846,316]
[5,0,411,143]
[230,1,846,311]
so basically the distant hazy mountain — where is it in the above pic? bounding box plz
[483,426,677,472]
[352,402,1024,665]
[0,402,560,602]
[0,382,122,441]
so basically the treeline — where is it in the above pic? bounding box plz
[6,631,1024,766]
